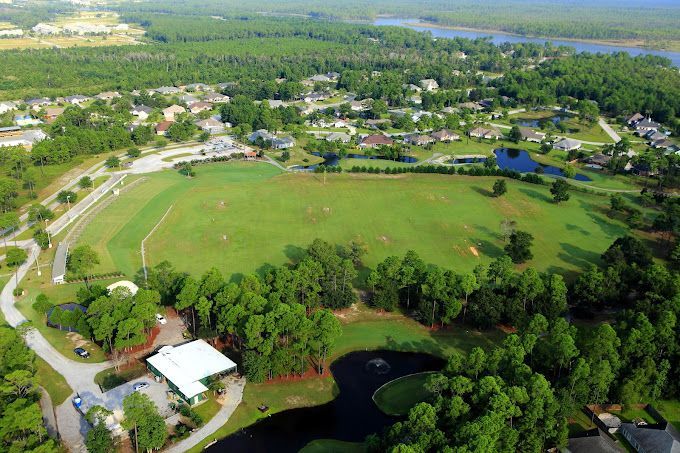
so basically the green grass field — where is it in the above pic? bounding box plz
[373,372,435,416]
[75,162,629,282]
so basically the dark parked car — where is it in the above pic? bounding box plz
[73,347,90,359]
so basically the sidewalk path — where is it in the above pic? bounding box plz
[599,118,621,143]
[164,377,245,453]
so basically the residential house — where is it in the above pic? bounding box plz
[267,99,285,108]
[359,135,394,148]
[652,139,675,150]
[431,129,460,142]
[366,119,391,129]
[626,112,645,126]
[44,107,65,122]
[553,138,582,151]
[188,102,213,115]
[403,83,422,92]
[585,153,611,168]
[565,428,622,453]
[131,105,152,121]
[185,83,212,92]
[147,340,237,406]
[244,150,258,160]
[635,118,661,134]
[326,132,351,143]
[406,134,434,146]
[645,130,666,142]
[26,97,51,110]
[309,74,331,83]
[409,95,422,105]
[248,129,275,144]
[95,91,121,101]
[350,100,366,112]
[155,121,173,136]
[519,128,546,143]
[0,101,17,114]
[179,94,199,105]
[469,126,503,140]
[163,105,186,121]
[303,93,329,103]
[619,417,680,453]
[458,102,485,112]
[419,79,439,91]
[204,93,230,103]
[195,118,225,135]
[64,95,89,106]
[272,136,295,149]
[155,86,181,95]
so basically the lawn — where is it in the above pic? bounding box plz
[656,400,680,430]
[372,371,435,416]
[94,362,147,392]
[75,162,630,283]
[186,376,338,453]
[35,356,73,405]
[193,394,222,424]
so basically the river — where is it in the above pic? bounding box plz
[374,18,680,67]
[206,350,443,452]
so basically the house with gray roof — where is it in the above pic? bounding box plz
[155,86,181,95]
[248,129,275,143]
[520,128,546,143]
[272,136,295,149]
[553,138,582,151]
[620,420,680,453]
[564,428,624,453]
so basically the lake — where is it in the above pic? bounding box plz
[494,148,591,182]
[206,350,444,452]
[374,18,680,67]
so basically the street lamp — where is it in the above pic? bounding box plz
[66,195,72,220]
[45,219,52,248]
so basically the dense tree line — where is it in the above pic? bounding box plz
[0,326,59,452]
[111,0,680,43]
[496,53,680,124]
[137,239,361,382]
[366,235,680,451]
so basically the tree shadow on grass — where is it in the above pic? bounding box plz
[471,237,505,259]
[566,223,591,236]
[518,187,552,204]
[470,185,495,198]
[558,242,603,270]
[284,244,306,263]
[383,335,447,359]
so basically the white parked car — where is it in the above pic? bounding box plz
[133,382,149,392]
[155,313,167,325]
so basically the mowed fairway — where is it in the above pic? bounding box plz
[76,162,628,280]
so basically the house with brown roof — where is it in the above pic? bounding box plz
[188,102,213,115]
[469,126,503,140]
[163,105,186,121]
[431,129,460,142]
[519,128,546,143]
[359,135,394,148]
[406,134,434,146]
[44,107,65,123]
[155,121,173,136]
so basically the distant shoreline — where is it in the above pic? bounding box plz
[393,19,679,53]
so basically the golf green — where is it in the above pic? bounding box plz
[76,162,629,280]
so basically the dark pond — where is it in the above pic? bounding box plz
[513,114,571,128]
[206,350,444,453]
[452,157,487,164]
[494,148,592,182]
[291,152,417,171]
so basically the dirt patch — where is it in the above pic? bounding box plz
[65,332,89,348]
[285,395,310,406]
[469,246,479,257]
[216,200,227,209]
[377,235,391,244]
[322,207,332,215]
